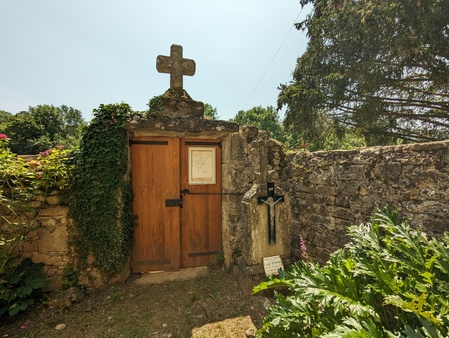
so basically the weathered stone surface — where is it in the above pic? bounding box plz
[38,206,68,218]
[46,194,60,205]
[156,44,196,94]
[221,128,287,266]
[127,115,238,135]
[151,96,205,118]
[12,116,449,292]
[241,183,291,267]
[284,139,449,263]
[55,324,66,331]
[38,223,69,254]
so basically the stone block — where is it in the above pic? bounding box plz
[46,195,60,205]
[31,253,63,266]
[335,195,350,207]
[331,207,355,221]
[38,206,68,218]
[40,218,56,227]
[374,161,401,180]
[306,214,333,228]
[22,239,39,253]
[336,165,365,181]
[38,224,68,254]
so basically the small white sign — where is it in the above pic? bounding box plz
[263,255,284,276]
[188,147,216,185]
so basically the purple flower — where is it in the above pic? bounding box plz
[299,235,307,256]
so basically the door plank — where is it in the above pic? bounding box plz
[131,136,180,272]
[180,139,222,267]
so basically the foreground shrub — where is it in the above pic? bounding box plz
[0,258,45,317]
[254,207,449,337]
[1,135,71,317]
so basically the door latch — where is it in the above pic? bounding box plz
[165,196,183,207]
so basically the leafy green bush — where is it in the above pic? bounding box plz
[0,258,45,317]
[254,207,449,337]
[1,135,72,317]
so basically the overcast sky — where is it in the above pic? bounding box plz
[0,1,310,121]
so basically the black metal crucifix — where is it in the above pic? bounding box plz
[258,182,284,245]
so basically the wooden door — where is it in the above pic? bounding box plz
[180,139,222,267]
[131,136,180,272]
[131,136,222,272]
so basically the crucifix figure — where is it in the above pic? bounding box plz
[156,44,196,93]
[258,182,285,244]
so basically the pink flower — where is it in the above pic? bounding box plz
[39,149,53,157]
[55,145,65,150]
[0,133,8,139]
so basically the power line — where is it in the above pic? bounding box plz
[242,8,304,111]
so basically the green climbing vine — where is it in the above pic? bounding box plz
[68,103,134,276]
[148,95,164,113]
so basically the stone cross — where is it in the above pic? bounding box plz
[156,44,196,92]
[258,182,285,244]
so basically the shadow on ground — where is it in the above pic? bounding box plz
[0,266,269,338]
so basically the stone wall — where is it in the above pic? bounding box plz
[8,192,71,291]
[283,140,449,263]
[5,192,130,291]
[221,126,286,266]
[7,127,449,289]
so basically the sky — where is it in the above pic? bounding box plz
[0,1,310,122]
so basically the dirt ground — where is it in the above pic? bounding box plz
[0,266,270,338]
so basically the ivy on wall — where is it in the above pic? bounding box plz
[68,103,133,276]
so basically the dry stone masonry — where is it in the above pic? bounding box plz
[11,192,70,290]
[284,140,449,263]
[9,133,449,290]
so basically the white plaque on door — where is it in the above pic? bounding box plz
[188,147,216,185]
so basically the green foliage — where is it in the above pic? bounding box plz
[1,136,71,270]
[4,104,86,154]
[232,106,288,143]
[231,105,366,152]
[0,258,45,317]
[216,251,225,264]
[280,0,449,146]
[68,103,133,276]
[204,103,219,120]
[0,110,12,131]
[148,96,164,113]
[1,135,73,317]
[254,207,449,337]
[62,263,79,288]
[31,147,75,193]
